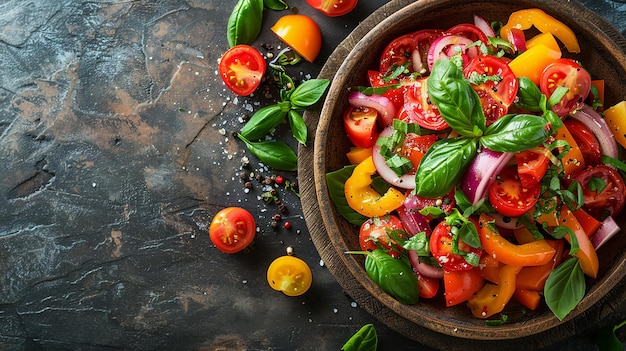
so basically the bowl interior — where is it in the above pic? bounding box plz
[304,0,626,343]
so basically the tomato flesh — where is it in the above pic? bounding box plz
[305,0,358,17]
[568,165,626,218]
[489,165,541,218]
[267,256,312,296]
[540,58,591,117]
[219,45,266,96]
[403,78,448,131]
[398,133,438,173]
[563,118,602,166]
[209,207,256,253]
[379,30,442,76]
[359,215,406,258]
[343,105,379,148]
[430,221,482,271]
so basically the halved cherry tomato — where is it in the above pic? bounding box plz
[463,55,518,126]
[219,45,266,96]
[267,255,312,296]
[367,70,404,111]
[443,267,484,307]
[398,133,438,173]
[305,0,358,17]
[403,78,448,131]
[379,30,442,76]
[430,221,483,271]
[418,274,440,298]
[446,23,489,44]
[359,215,406,258]
[568,165,626,218]
[271,15,322,62]
[563,118,602,166]
[488,165,541,218]
[343,105,379,148]
[540,58,591,117]
[209,207,256,253]
[515,147,552,188]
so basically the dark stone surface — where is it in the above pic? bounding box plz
[0,0,624,350]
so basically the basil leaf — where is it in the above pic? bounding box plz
[226,0,264,47]
[364,249,419,304]
[481,114,550,152]
[415,137,478,198]
[288,109,307,146]
[290,79,330,108]
[341,324,378,351]
[238,135,298,171]
[595,319,626,351]
[325,166,368,226]
[544,257,586,320]
[240,104,287,140]
[515,77,544,112]
[263,0,288,10]
[427,59,485,137]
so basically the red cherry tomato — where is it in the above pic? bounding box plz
[488,165,541,218]
[463,55,519,126]
[367,70,404,111]
[218,45,266,96]
[430,221,482,271]
[359,215,406,258]
[568,165,626,218]
[305,0,358,17]
[443,267,485,307]
[515,148,551,188]
[343,105,379,148]
[563,118,602,166]
[209,207,256,253]
[446,23,489,43]
[379,30,443,76]
[540,58,592,117]
[403,77,449,131]
[418,274,440,299]
[398,133,438,173]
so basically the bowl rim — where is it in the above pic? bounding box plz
[300,0,626,346]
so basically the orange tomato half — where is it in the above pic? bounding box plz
[271,14,322,62]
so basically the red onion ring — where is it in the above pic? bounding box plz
[473,14,495,38]
[507,28,527,52]
[591,215,620,250]
[427,34,479,71]
[371,126,416,189]
[569,104,619,159]
[460,147,514,205]
[348,91,396,127]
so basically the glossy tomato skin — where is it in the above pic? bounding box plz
[418,274,439,299]
[540,58,591,117]
[443,267,485,307]
[429,221,482,271]
[568,165,626,218]
[359,215,406,258]
[563,118,602,166]
[463,55,518,126]
[209,207,256,253]
[489,165,541,218]
[271,15,322,62]
[515,148,551,188]
[219,45,266,96]
[367,70,403,111]
[305,0,357,17]
[343,105,379,148]
[267,255,312,296]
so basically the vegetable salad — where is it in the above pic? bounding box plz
[327,8,626,321]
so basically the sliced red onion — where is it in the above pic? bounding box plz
[591,215,620,250]
[408,250,444,279]
[460,147,514,205]
[371,126,416,189]
[412,49,426,75]
[507,28,527,52]
[348,91,396,127]
[427,34,479,71]
[569,104,619,159]
[473,14,495,38]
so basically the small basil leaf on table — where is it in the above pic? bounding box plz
[427,59,485,137]
[415,137,478,198]
[481,114,551,152]
[341,324,378,351]
[226,0,264,47]
[240,104,287,140]
[289,79,330,108]
[263,0,288,10]
[288,110,307,146]
[238,134,298,171]
[363,249,419,305]
[325,166,368,226]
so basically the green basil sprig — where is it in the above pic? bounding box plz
[227,0,264,47]
[414,59,554,198]
[341,324,378,351]
[240,102,289,140]
[263,0,288,10]
[238,134,298,171]
[544,257,586,320]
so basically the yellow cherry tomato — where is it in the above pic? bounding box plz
[267,255,312,296]
[271,14,322,62]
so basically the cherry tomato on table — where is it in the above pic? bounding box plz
[218,45,266,96]
[489,165,541,218]
[429,221,483,271]
[463,55,518,126]
[209,207,256,253]
[359,215,406,258]
[267,255,312,296]
[305,0,358,17]
[271,14,322,62]
[540,58,591,117]
[343,105,379,148]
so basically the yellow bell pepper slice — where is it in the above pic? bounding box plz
[344,156,405,217]
[604,101,626,149]
[525,32,561,52]
[467,264,522,318]
[500,8,581,53]
[508,44,561,84]
[346,146,372,165]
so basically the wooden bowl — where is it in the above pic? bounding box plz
[300,0,626,348]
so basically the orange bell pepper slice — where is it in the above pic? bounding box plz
[500,8,581,53]
[514,288,541,310]
[344,156,405,217]
[346,146,372,165]
[468,264,522,318]
[554,122,586,177]
[478,214,556,267]
[559,206,599,279]
[516,239,565,291]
